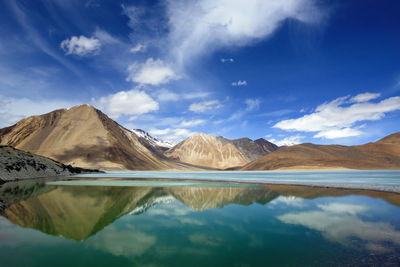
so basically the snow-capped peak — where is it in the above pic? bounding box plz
[132,129,174,149]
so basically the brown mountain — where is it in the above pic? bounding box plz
[0,104,191,171]
[165,133,278,169]
[242,132,400,170]
[230,137,278,162]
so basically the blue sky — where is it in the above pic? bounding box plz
[0,0,399,145]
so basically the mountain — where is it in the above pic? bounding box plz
[132,129,173,154]
[0,146,100,182]
[230,137,278,162]
[165,133,278,169]
[0,105,189,171]
[242,132,400,170]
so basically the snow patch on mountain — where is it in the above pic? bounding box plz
[132,129,174,149]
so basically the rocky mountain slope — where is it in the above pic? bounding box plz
[0,146,99,182]
[242,132,400,170]
[0,105,191,171]
[165,133,278,169]
[132,129,173,154]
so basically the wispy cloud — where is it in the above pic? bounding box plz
[228,98,261,120]
[274,93,400,139]
[130,43,146,53]
[189,100,223,113]
[8,0,83,77]
[166,0,321,68]
[179,119,206,127]
[155,89,209,102]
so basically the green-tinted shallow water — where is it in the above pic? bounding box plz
[1,179,400,266]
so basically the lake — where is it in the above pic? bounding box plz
[1,171,400,266]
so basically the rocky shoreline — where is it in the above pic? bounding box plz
[0,146,102,182]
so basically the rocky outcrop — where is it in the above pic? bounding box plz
[242,132,400,170]
[0,146,100,181]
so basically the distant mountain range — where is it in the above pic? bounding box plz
[165,133,278,169]
[0,104,399,171]
[242,132,400,170]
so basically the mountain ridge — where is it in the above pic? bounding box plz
[242,132,400,170]
[165,132,278,169]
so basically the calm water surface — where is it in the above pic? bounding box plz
[1,178,400,266]
[77,170,400,187]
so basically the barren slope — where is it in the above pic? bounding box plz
[242,132,400,170]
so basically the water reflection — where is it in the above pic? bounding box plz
[278,202,400,253]
[0,180,400,265]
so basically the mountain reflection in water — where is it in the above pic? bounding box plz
[0,180,400,266]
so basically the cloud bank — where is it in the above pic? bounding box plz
[274,93,400,139]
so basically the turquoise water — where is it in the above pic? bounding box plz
[75,170,400,187]
[1,178,400,266]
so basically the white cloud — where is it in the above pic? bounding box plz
[0,95,78,127]
[351,92,380,103]
[274,94,400,139]
[179,119,206,127]
[314,128,363,139]
[232,80,247,86]
[93,28,123,45]
[126,58,180,86]
[269,135,304,146]
[96,90,159,119]
[189,100,223,113]
[60,35,101,56]
[166,0,321,67]
[130,43,146,53]
[220,58,234,63]
[149,127,192,144]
